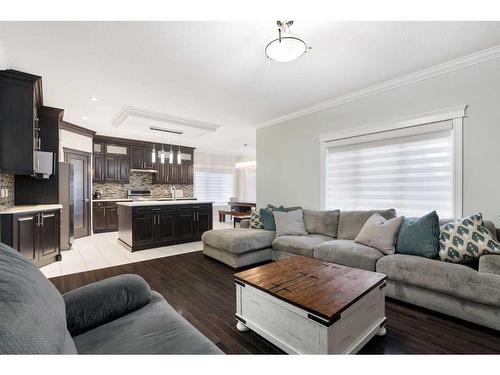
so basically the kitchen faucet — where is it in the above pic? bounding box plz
[170,185,176,200]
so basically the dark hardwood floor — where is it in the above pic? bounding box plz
[49,251,500,354]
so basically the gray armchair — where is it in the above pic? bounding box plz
[0,243,223,354]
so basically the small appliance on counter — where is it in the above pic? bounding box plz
[93,190,102,200]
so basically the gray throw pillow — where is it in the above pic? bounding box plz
[273,209,308,237]
[338,209,397,240]
[355,213,404,254]
[303,209,340,238]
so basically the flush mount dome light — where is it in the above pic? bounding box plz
[265,20,311,63]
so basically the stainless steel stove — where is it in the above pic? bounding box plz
[127,189,153,200]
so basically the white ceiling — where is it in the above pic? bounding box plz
[1,21,500,155]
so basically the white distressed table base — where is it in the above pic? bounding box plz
[235,282,386,354]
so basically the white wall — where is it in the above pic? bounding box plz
[257,58,500,225]
[59,129,93,161]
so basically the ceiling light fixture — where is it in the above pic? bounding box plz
[90,97,99,102]
[265,20,311,63]
[151,143,156,164]
[82,116,88,120]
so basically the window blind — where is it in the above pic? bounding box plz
[246,168,257,202]
[194,168,234,205]
[325,129,454,218]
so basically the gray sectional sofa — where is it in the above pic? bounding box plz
[202,209,500,331]
[0,242,222,354]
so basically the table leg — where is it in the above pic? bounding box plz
[376,326,387,336]
[236,321,249,332]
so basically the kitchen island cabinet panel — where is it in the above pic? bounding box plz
[117,202,212,251]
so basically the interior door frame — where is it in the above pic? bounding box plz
[64,147,92,238]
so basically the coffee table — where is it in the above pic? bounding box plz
[234,256,387,354]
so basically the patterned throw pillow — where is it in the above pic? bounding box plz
[439,213,500,263]
[249,211,264,229]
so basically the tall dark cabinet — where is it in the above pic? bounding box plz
[0,69,64,268]
[0,70,43,175]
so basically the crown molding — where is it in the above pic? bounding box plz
[111,105,221,132]
[255,45,500,129]
[318,104,467,143]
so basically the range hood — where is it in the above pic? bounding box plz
[130,168,157,174]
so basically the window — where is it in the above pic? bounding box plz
[246,167,257,202]
[323,115,463,218]
[194,168,234,205]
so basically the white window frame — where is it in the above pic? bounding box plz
[319,105,467,217]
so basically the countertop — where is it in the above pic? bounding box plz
[92,198,133,202]
[117,200,213,207]
[0,204,63,215]
[93,198,196,202]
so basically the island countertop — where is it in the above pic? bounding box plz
[116,200,213,207]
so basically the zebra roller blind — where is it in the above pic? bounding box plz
[325,122,454,217]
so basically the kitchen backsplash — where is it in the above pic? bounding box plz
[93,171,194,199]
[0,174,15,210]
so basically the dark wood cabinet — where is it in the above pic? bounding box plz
[132,210,156,246]
[93,154,105,182]
[130,147,153,170]
[0,209,61,268]
[93,135,194,185]
[93,201,121,233]
[118,203,212,251]
[0,70,42,175]
[116,156,129,182]
[38,211,60,265]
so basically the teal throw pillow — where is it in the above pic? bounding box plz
[395,211,440,258]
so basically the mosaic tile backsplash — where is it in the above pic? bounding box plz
[0,174,15,210]
[93,171,194,199]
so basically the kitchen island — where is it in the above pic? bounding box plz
[117,200,213,251]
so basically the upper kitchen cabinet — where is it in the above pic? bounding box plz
[92,137,130,183]
[0,70,43,175]
[130,147,154,170]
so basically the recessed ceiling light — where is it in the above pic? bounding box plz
[90,97,98,102]
[82,116,89,120]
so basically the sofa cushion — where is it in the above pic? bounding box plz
[337,209,397,240]
[439,213,500,263]
[272,234,332,257]
[479,255,500,276]
[0,242,74,354]
[303,209,340,238]
[73,291,223,354]
[201,228,275,254]
[396,211,440,259]
[274,209,308,237]
[313,239,385,271]
[376,254,500,307]
[355,214,404,255]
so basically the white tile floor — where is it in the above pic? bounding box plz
[40,219,234,278]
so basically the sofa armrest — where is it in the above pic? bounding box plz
[479,255,500,276]
[63,274,152,336]
[240,219,250,228]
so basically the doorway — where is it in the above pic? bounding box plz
[64,148,91,238]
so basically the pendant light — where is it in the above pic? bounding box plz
[169,135,174,164]
[151,143,156,164]
[160,144,165,164]
[265,20,311,63]
[177,144,182,165]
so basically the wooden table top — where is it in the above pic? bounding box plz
[234,256,386,321]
